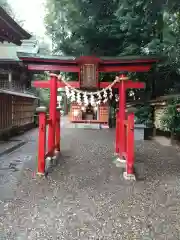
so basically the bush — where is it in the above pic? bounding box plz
[135,105,153,127]
[160,98,180,134]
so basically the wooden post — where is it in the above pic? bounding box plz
[36,106,47,175]
[115,109,119,154]
[48,74,57,156]
[55,106,61,152]
[124,112,136,180]
[119,75,126,157]
[8,71,12,89]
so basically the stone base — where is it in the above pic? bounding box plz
[54,150,60,155]
[72,123,101,129]
[114,152,119,156]
[52,155,57,165]
[123,172,136,181]
[54,150,60,164]
[36,172,45,177]
[101,124,109,129]
[45,157,52,170]
[115,157,126,168]
[46,156,52,162]
[112,156,126,168]
[116,157,126,164]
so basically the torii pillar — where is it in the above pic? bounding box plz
[48,74,58,155]
[114,74,145,165]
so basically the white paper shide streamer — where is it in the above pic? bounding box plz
[109,88,113,99]
[129,90,134,97]
[103,90,108,104]
[83,92,89,106]
[65,86,71,99]
[115,94,119,102]
[90,94,96,106]
[70,90,76,102]
[96,92,102,105]
[76,92,82,105]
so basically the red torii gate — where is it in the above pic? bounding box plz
[18,54,159,180]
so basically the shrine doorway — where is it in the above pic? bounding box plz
[82,104,98,121]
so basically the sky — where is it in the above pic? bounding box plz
[8,0,47,39]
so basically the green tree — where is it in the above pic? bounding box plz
[0,0,15,18]
[160,97,180,142]
[1,0,24,25]
[45,0,123,56]
[44,0,180,100]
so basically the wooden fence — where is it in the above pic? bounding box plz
[0,93,12,133]
[0,93,36,136]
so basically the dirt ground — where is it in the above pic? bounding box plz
[0,120,180,239]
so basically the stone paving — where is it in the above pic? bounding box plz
[0,120,180,239]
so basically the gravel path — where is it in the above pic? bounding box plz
[1,124,180,239]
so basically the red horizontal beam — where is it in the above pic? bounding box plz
[100,81,145,89]
[100,82,117,88]
[28,64,79,72]
[99,65,151,72]
[32,80,80,88]
[102,59,159,64]
[125,81,145,89]
[33,80,144,89]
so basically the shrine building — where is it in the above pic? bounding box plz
[0,7,39,138]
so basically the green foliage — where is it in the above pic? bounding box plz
[32,73,50,109]
[44,0,180,99]
[45,0,122,56]
[0,0,21,23]
[135,105,153,127]
[37,89,50,109]
[0,0,13,15]
[160,98,180,133]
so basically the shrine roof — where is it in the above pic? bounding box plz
[17,52,161,64]
[0,7,31,45]
[17,52,76,63]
